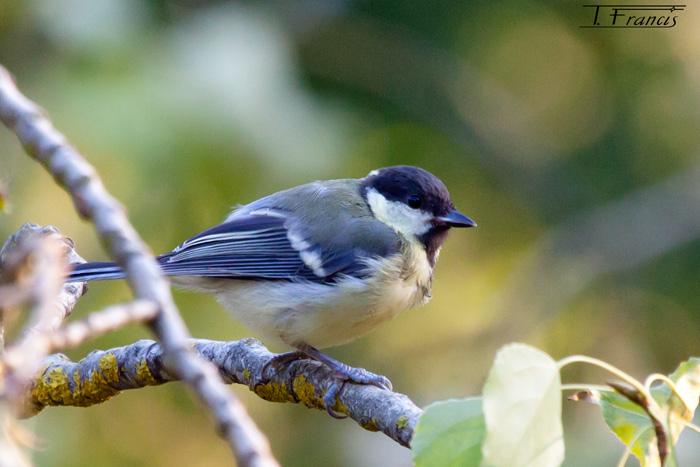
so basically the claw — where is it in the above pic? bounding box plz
[323,380,348,419]
[300,345,393,418]
[261,345,393,419]
[260,350,307,384]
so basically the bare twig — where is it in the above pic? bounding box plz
[0,224,86,467]
[0,224,87,329]
[45,299,159,352]
[3,299,158,382]
[1,233,70,403]
[25,338,422,447]
[0,65,277,466]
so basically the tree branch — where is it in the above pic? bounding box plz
[0,64,277,466]
[40,300,159,352]
[1,229,80,402]
[25,338,422,448]
[0,223,88,466]
[0,224,87,325]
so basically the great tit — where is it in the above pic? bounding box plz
[68,165,476,416]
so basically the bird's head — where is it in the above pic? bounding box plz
[361,166,475,264]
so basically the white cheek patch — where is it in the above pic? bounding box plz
[366,188,432,238]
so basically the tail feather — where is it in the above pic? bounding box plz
[67,261,126,282]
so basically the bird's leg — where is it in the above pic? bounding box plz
[298,344,392,419]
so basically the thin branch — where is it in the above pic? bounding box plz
[3,299,158,375]
[0,223,87,327]
[45,300,159,352]
[0,65,277,466]
[24,338,423,448]
[1,233,70,401]
[0,224,87,466]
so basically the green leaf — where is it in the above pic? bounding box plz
[598,391,664,467]
[412,398,485,467]
[575,388,678,467]
[665,358,700,442]
[481,343,564,467]
[600,358,700,466]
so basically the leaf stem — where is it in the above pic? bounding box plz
[679,421,700,436]
[561,384,614,393]
[616,429,645,467]
[557,355,648,397]
[557,355,664,418]
[645,373,692,413]
[616,445,632,467]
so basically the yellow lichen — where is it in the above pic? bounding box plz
[136,358,159,386]
[98,354,120,384]
[292,375,319,408]
[252,381,296,403]
[32,366,73,407]
[361,417,381,432]
[31,356,122,412]
[396,415,409,430]
[74,355,121,405]
[291,375,350,415]
[242,369,251,381]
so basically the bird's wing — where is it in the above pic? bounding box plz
[157,210,400,283]
[158,213,314,281]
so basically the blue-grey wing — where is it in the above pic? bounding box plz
[68,214,317,282]
[157,213,319,281]
[69,180,403,284]
[157,211,400,283]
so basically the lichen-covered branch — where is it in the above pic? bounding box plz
[26,338,423,448]
[0,64,277,466]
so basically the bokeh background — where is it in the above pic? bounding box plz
[2,0,700,465]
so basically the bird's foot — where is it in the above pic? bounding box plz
[260,350,307,384]
[302,346,392,419]
[322,365,392,419]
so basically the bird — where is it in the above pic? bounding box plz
[67,165,476,417]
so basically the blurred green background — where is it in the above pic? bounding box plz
[2,0,700,465]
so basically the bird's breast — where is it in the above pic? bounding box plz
[368,242,434,310]
[206,243,434,349]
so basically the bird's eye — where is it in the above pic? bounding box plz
[407,195,422,209]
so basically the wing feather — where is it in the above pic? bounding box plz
[69,184,403,284]
[157,210,400,283]
[157,214,321,281]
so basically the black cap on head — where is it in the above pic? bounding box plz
[361,166,475,266]
[361,166,455,218]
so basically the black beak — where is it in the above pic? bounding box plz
[437,210,477,228]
